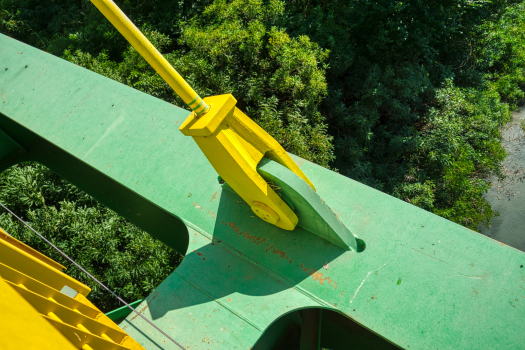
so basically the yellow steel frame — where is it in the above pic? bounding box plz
[0,228,145,350]
[0,276,77,350]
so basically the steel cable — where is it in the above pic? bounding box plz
[0,201,185,350]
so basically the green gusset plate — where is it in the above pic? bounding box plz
[257,158,360,252]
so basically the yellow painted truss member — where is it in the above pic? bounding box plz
[0,227,145,350]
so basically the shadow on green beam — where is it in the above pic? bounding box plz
[143,189,349,321]
[254,308,399,350]
[0,127,26,169]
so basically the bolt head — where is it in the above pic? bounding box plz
[251,202,279,225]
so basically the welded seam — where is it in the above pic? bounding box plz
[173,271,264,332]
[181,219,336,310]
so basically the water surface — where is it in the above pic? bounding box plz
[481,109,525,251]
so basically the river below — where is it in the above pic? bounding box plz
[480,108,525,251]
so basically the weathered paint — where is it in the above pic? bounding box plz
[1,34,525,349]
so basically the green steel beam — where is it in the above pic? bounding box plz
[1,34,525,350]
[0,128,26,172]
[299,309,321,350]
[105,298,145,323]
[0,38,189,254]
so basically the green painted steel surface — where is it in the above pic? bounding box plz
[0,128,25,161]
[0,36,189,254]
[257,158,358,251]
[1,34,525,349]
[106,298,146,322]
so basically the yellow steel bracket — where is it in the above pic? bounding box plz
[180,95,315,230]
[89,0,315,230]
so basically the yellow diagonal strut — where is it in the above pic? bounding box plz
[0,228,145,350]
[90,0,316,231]
[89,0,210,116]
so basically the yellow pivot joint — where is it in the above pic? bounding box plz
[180,95,315,230]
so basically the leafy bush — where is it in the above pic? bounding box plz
[0,163,181,312]
[394,82,509,229]
[62,0,335,166]
[476,2,525,108]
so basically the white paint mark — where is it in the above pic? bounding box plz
[449,273,483,280]
[350,272,372,304]
[84,115,125,158]
[350,263,388,304]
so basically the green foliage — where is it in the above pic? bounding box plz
[394,82,509,229]
[0,0,213,57]
[63,0,335,166]
[178,0,333,165]
[279,0,519,230]
[0,163,181,312]
[476,2,525,108]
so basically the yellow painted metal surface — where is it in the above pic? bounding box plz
[0,230,146,350]
[89,0,210,116]
[75,294,147,350]
[0,262,100,317]
[0,227,64,271]
[44,316,130,350]
[0,229,91,296]
[180,94,316,230]
[0,277,77,350]
[7,282,129,342]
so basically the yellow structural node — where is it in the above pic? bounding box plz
[0,277,77,350]
[180,94,316,230]
[0,229,146,350]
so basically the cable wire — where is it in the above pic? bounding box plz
[0,201,185,350]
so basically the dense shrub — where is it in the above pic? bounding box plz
[0,163,181,312]
[476,2,525,108]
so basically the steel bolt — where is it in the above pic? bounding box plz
[251,202,279,225]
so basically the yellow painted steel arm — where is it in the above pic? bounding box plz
[89,0,317,231]
[0,277,77,350]
[1,232,146,350]
[89,0,210,116]
[180,94,316,231]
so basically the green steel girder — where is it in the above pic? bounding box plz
[1,34,525,350]
[0,127,26,171]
